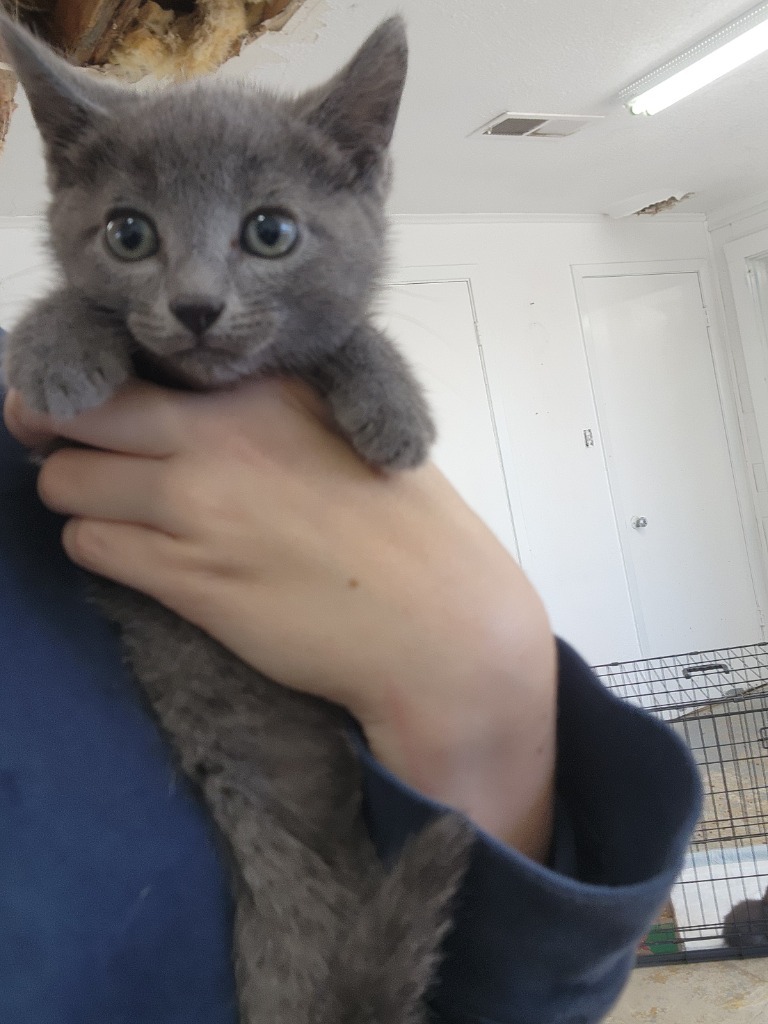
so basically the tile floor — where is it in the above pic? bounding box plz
[605,957,768,1023]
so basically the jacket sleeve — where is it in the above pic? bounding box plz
[353,639,702,1024]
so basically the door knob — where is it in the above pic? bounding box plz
[631,516,648,529]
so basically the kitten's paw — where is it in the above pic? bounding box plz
[15,350,131,419]
[344,402,436,470]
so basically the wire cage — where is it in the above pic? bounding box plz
[593,642,768,966]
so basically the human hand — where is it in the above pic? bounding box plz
[4,379,557,859]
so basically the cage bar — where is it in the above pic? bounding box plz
[593,642,768,965]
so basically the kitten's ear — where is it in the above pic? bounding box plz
[0,12,117,177]
[296,17,408,180]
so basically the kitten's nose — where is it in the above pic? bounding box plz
[170,300,224,336]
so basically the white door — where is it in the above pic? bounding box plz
[378,279,518,556]
[579,271,762,657]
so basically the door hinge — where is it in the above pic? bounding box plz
[702,305,712,328]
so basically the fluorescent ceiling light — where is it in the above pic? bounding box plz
[623,2,768,115]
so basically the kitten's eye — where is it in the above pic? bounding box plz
[241,210,298,258]
[105,211,159,261]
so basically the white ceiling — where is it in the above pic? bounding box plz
[1,0,767,218]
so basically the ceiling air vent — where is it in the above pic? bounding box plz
[472,112,603,138]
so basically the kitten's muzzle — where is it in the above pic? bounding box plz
[170,300,225,337]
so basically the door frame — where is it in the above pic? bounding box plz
[724,229,768,491]
[384,265,524,562]
[572,258,767,652]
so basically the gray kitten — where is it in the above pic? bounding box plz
[0,14,473,1024]
[723,886,768,948]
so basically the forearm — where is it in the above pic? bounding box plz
[358,555,558,863]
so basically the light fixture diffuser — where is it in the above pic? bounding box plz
[623,2,768,115]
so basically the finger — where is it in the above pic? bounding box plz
[7,380,187,457]
[61,517,196,606]
[38,448,181,533]
[3,389,59,448]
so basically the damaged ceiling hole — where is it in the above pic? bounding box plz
[0,0,308,152]
[0,1,308,78]
[635,193,695,215]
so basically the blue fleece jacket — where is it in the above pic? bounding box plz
[0,356,701,1024]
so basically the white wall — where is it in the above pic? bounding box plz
[0,217,55,328]
[386,215,744,662]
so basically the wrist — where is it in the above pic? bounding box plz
[360,606,558,861]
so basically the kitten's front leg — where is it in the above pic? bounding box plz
[3,289,134,418]
[314,324,436,470]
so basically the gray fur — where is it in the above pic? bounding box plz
[0,13,470,1024]
[723,887,768,949]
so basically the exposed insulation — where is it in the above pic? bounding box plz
[106,0,304,80]
[108,0,247,78]
[0,68,17,152]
